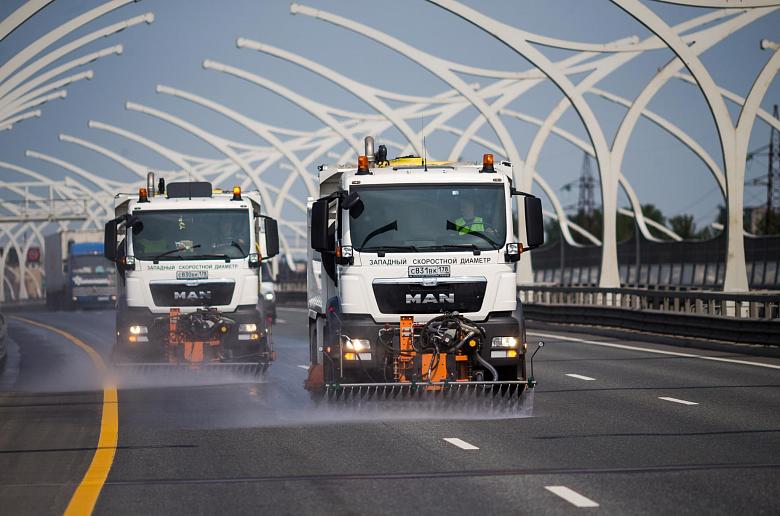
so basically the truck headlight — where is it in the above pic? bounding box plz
[344,338,370,352]
[128,325,148,343]
[264,292,274,301]
[129,325,148,335]
[491,336,519,348]
[239,323,257,333]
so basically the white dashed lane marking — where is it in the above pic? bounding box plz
[545,486,599,508]
[659,396,699,405]
[443,438,479,450]
[566,373,596,381]
[276,318,287,324]
[297,365,309,370]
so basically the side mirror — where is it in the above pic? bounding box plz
[341,191,364,218]
[127,215,143,234]
[263,217,280,259]
[524,195,544,249]
[310,198,334,253]
[104,219,117,261]
[342,191,360,210]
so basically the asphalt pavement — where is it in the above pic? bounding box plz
[1,306,779,515]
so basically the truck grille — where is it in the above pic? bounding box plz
[372,278,486,314]
[150,281,235,307]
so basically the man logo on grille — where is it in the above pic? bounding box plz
[174,290,211,301]
[406,293,455,304]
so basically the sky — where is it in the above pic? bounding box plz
[1,0,779,235]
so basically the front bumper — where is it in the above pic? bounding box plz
[73,294,115,305]
[334,311,525,369]
[115,304,272,362]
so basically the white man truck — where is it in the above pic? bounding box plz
[103,174,280,374]
[306,137,545,399]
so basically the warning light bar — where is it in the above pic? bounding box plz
[139,187,149,202]
[232,185,242,201]
[356,155,371,175]
[481,153,495,173]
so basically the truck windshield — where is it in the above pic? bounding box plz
[71,255,113,275]
[349,184,506,252]
[131,209,250,260]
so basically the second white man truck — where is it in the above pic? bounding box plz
[104,174,280,375]
[306,137,545,399]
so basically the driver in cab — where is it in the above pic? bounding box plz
[210,218,247,255]
[453,194,486,236]
[134,223,167,255]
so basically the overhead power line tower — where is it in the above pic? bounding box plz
[578,153,597,216]
[767,104,780,233]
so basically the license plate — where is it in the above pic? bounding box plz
[408,265,450,278]
[177,270,208,280]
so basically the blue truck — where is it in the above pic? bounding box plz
[44,230,116,310]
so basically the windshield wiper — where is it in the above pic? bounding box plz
[189,253,233,262]
[418,243,483,253]
[360,220,398,248]
[230,240,246,256]
[153,244,201,262]
[361,245,420,253]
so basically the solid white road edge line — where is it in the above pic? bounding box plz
[545,486,599,508]
[443,438,479,450]
[528,331,780,370]
[658,396,699,405]
[566,373,596,381]
[278,307,308,313]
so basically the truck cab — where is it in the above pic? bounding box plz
[104,176,280,367]
[307,139,544,388]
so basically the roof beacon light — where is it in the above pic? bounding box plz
[481,153,495,173]
[232,185,242,201]
[356,155,371,175]
[138,187,149,203]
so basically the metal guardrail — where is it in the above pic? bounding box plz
[519,286,780,346]
[519,285,780,319]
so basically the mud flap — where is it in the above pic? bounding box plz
[304,363,324,391]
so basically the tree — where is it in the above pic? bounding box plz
[754,209,780,235]
[544,218,561,244]
[669,214,697,239]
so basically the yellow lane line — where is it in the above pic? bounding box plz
[11,316,118,516]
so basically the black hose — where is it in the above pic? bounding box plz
[473,350,498,381]
[451,330,476,353]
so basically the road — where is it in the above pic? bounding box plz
[1,307,779,515]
